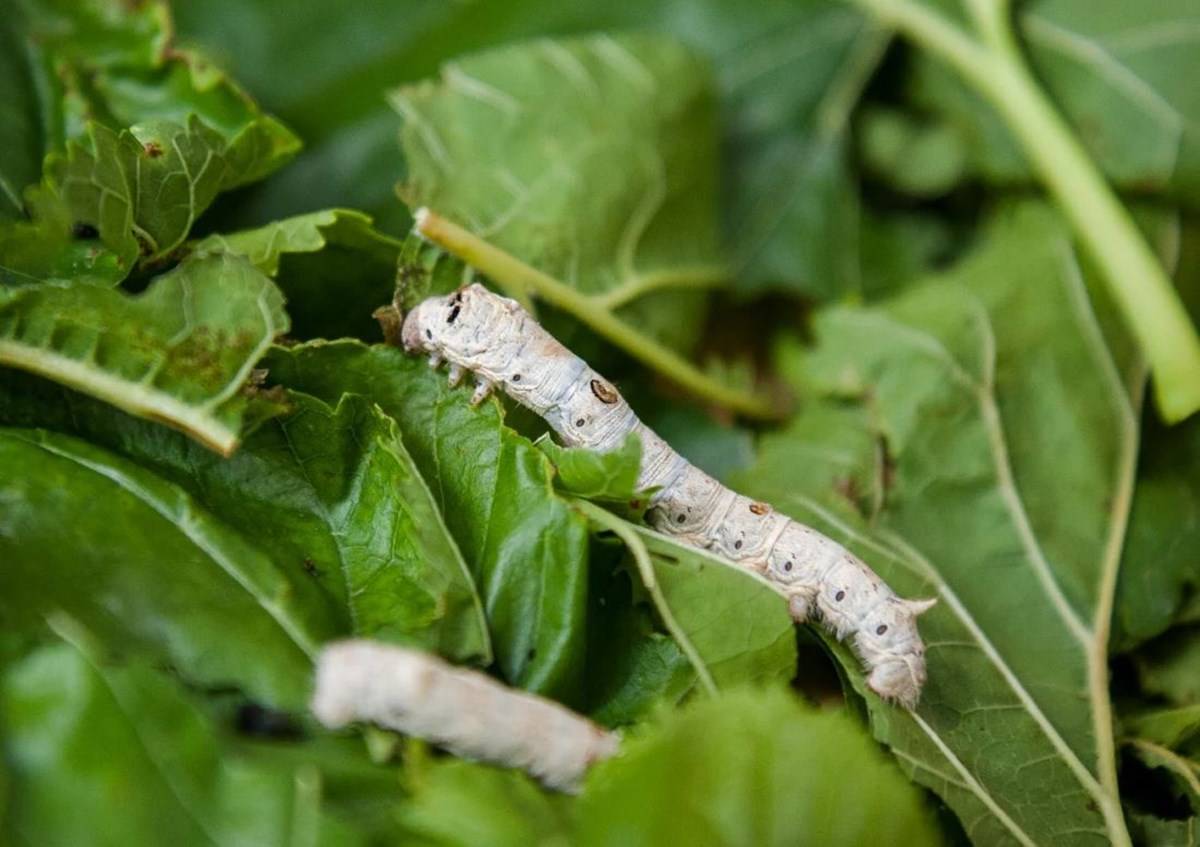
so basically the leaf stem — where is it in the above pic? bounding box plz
[571,498,718,697]
[849,0,1200,423]
[595,265,729,310]
[414,208,780,420]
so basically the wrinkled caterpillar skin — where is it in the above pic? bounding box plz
[401,284,936,707]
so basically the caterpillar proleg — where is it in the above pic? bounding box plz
[312,641,619,791]
[400,281,936,707]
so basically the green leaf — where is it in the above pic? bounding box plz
[0,14,43,219]
[1,639,403,846]
[392,33,720,351]
[1135,627,1200,707]
[537,432,643,502]
[193,209,403,341]
[581,556,693,726]
[857,106,968,198]
[1125,705,1200,750]
[397,759,573,847]
[15,0,299,186]
[575,688,943,847]
[14,0,169,68]
[0,428,333,708]
[1,0,300,283]
[0,252,288,455]
[49,118,237,270]
[265,341,592,702]
[0,198,126,287]
[575,499,797,702]
[0,376,492,665]
[719,6,886,300]
[392,233,467,314]
[1126,740,1200,815]
[1127,812,1199,847]
[736,203,1145,844]
[192,208,396,278]
[908,0,1200,203]
[1114,415,1200,649]
[633,524,798,691]
[174,1,890,300]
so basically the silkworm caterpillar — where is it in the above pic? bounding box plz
[400,276,936,707]
[312,640,619,791]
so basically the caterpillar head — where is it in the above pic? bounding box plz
[400,296,440,354]
[856,596,936,709]
[398,280,501,352]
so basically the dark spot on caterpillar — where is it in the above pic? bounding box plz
[575,418,586,427]
[749,502,769,516]
[876,624,888,635]
[784,561,793,572]
[590,379,618,404]
[629,499,642,510]
[835,590,845,601]
[447,304,461,323]
[71,222,99,239]
[512,373,521,382]
[302,557,321,577]
[527,648,537,660]
[734,540,743,550]
[676,513,686,524]
[425,328,432,339]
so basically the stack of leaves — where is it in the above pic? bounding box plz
[3,1,1200,845]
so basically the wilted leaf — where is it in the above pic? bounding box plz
[736,203,1147,844]
[0,252,288,454]
[0,429,335,708]
[193,209,402,340]
[576,688,943,847]
[265,341,592,702]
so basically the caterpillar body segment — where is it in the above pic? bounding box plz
[401,283,935,707]
[312,641,618,791]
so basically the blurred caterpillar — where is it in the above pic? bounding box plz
[400,276,936,707]
[312,641,618,791]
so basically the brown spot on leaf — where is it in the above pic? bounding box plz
[749,502,769,516]
[143,141,163,158]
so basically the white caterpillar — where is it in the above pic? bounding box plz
[312,640,619,791]
[400,282,936,707]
